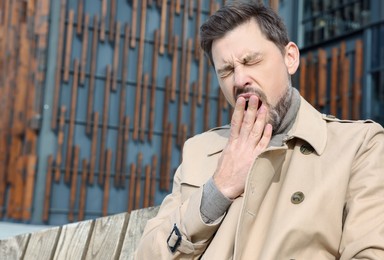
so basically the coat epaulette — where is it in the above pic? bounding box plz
[322,114,374,124]
[207,124,230,132]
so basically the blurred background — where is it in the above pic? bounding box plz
[0,0,383,238]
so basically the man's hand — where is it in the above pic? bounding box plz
[213,95,272,199]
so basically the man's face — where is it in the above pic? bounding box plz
[211,19,298,129]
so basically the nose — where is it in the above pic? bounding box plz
[233,66,251,89]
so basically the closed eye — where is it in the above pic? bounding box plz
[243,57,261,66]
[217,66,233,78]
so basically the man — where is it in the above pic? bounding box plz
[135,1,384,259]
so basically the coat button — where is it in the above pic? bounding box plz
[291,191,305,204]
[300,144,314,155]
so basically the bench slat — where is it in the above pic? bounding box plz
[84,212,128,260]
[24,226,61,259]
[53,219,94,259]
[0,233,30,260]
[119,206,159,259]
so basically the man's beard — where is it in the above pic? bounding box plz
[268,86,292,134]
[235,84,293,134]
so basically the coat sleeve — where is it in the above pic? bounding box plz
[134,140,224,259]
[339,123,384,259]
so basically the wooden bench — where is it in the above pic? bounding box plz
[0,206,159,260]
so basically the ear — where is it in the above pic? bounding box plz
[284,42,300,75]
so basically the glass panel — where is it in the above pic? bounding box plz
[302,0,371,46]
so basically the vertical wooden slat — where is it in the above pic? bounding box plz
[130,0,138,48]
[204,69,211,131]
[318,49,327,108]
[114,24,130,185]
[120,116,130,188]
[79,14,89,84]
[330,47,339,116]
[139,74,150,142]
[175,0,181,14]
[308,52,317,107]
[340,41,350,119]
[170,35,178,101]
[109,0,116,41]
[85,15,99,134]
[98,66,111,186]
[135,153,143,209]
[22,154,37,220]
[63,9,74,82]
[159,0,167,54]
[127,163,136,212]
[78,159,88,221]
[100,0,107,41]
[353,39,363,119]
[148,30,159,141]
[164,122,173,191]
[160,77,170,190]
[132,0,147,140]
[52,0,67,130]
[190,82,197,135]
[150,155,157,206]
[111,21,121,91]
[197,50,204,104]
[76,0,83,35]
[217,87,223,127]
[43,155,53,222]
[55,106,67,182]
[194,0,202,59]
[269,0,279,12]
[64,59,79,184]
[184,38,192,103]
[68,146,80,222]
[89,112,99,185]
[299,57,307,98]
[143,165,151,208]
[102,149,112,216]
[167,0,175,54]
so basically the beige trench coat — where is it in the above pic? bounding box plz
[135,97,384,259]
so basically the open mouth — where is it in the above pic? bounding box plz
[244,99,262,111]
[245,100,249,111]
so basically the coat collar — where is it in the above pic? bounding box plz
[288,97,327,155]
[206,125,230,156]
[206,96,327,156]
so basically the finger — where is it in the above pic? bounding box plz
[249,104,267,141]
[239,95,260,138]
[255,123,273,154]
[230,97,246,140]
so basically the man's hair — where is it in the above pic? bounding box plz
[200,1,289,66]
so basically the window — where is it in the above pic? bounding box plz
[302,0,371,46]
[371,23,384,124]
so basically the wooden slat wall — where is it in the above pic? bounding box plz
[299,40,364,119]
[0,0,50,221]
[36,0,234,224]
